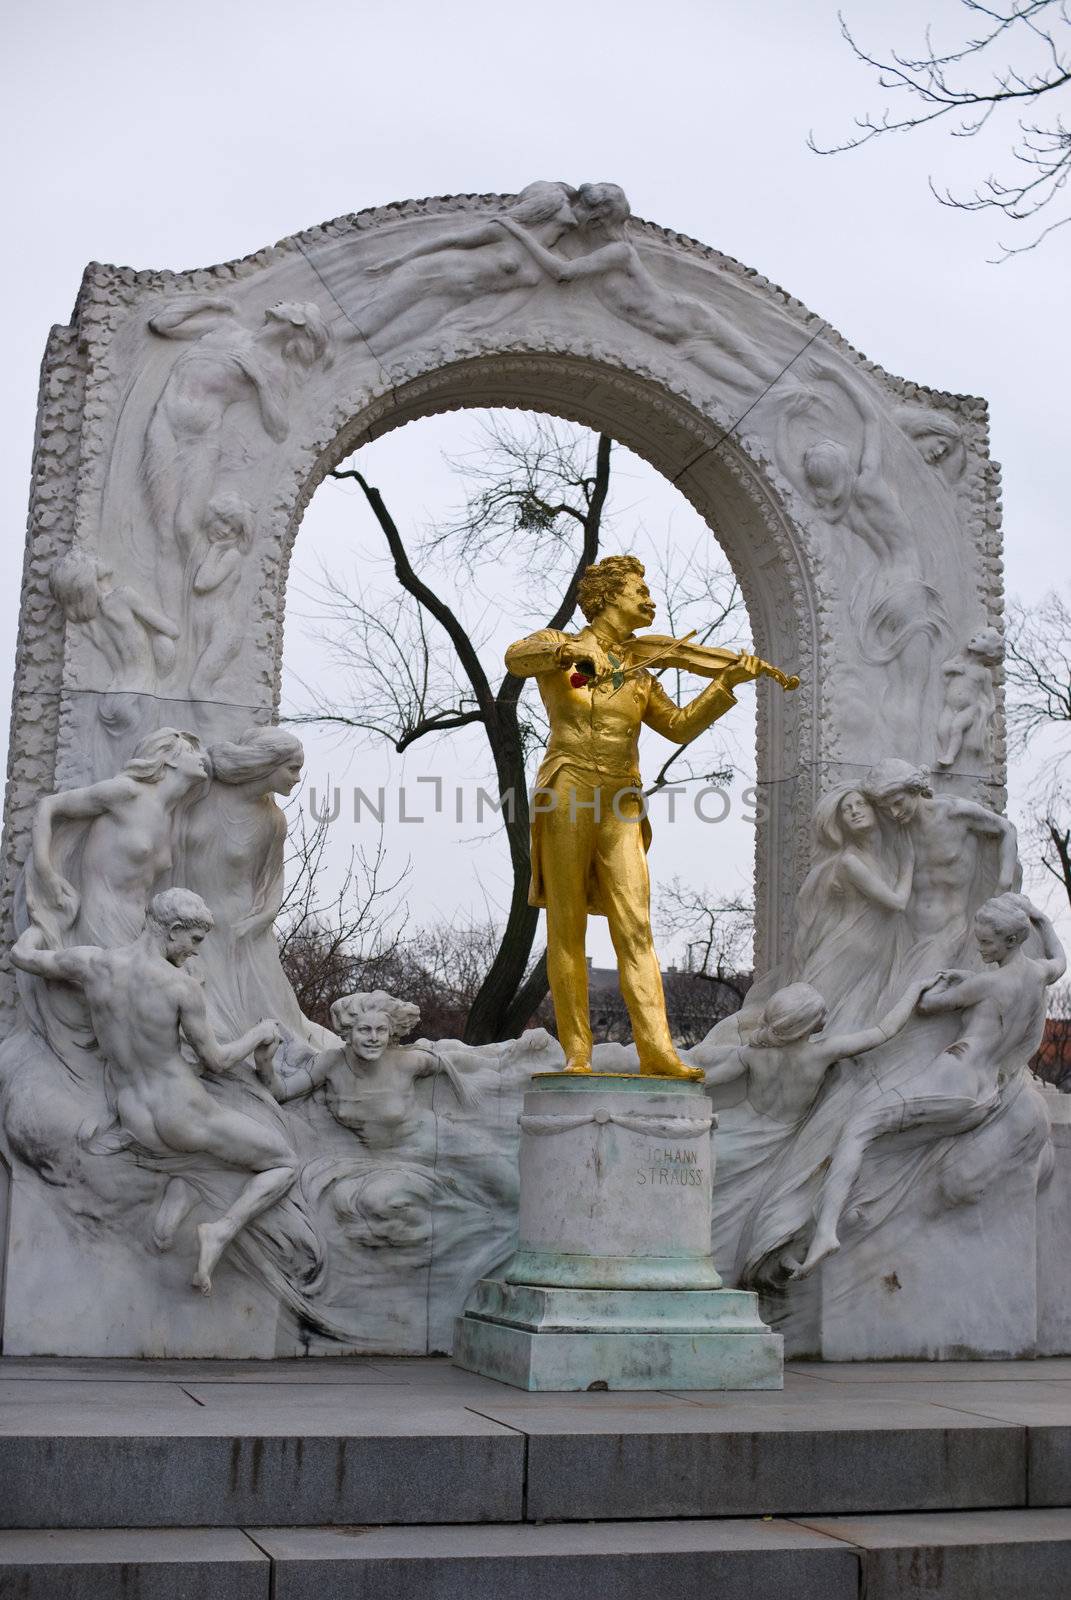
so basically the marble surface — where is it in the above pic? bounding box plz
[0,179,1047,1368]
[507,1074,720,1289]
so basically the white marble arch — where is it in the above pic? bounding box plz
[0,186,1004,1012]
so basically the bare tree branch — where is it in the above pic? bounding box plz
[812,2,1071,257]
[1004,587,1071,915]
[276,806,410,1028]
[1004,590,1071,751]
[657,880,755,1005]
[286,413,750,1043]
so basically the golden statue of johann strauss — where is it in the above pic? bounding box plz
[506,555,765,1081]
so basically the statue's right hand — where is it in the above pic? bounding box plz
[558,631,611,680]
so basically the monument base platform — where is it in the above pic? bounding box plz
[453,1278,783,1390]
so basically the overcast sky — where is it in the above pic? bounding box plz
[2,0,1067,964]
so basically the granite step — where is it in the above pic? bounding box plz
[3,1511,1071,1600]
[1,1355,1067,1535]
[0,1404,1040,1528]
[0,1529,269,1598]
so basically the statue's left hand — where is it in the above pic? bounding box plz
[723,653,763,687]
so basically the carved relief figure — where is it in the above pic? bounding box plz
[352,181,581,348]
[730,755,1022,1287]
[11,888,293,1295]
[935,626,1003,769]
[862,758,1019,964]
[791,785,912,1027]
[144,296,331,567]
[895,405,967,483]
[179,726,319,1049]
[267,990,479,1154]
[50,548,179,711]
[506,555,761,1079]
[789,895,1066,1278]
[494,182,777,392]
[777,360,919,574]
[27,728,210,948]
[701,978,924,1272]
[775,360,950,727]
[189,494,255,697]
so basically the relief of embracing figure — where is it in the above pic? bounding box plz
[712,754,1026,1290]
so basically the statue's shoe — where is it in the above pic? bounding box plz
[639,1060,704,1082]
[562,1059,593,1074]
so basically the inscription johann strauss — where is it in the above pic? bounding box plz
[639,1147,705,1187]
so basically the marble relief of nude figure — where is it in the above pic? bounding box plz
[266,989,479,1154]
[12,888,291,1294]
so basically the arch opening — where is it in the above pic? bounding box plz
[281,356,822,977]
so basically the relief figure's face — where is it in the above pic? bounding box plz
[974,916,1016,965]
[839,790,876,836]
[920,436,949,466]
[878,788,921,825]
[165,923,207,966]
[348,1016,391,1061]
[266,755,304,797]
[176,739,212,784]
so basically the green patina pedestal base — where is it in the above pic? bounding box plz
[453,1072,783,1390]
[453,1280,783,1392]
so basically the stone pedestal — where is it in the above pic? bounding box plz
[454,1074,782,1390]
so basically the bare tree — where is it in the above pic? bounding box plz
[656,879,755,1008]
[289,416,608,1044]
[1005,590,1071,743]
[1005,589,1071,910]
[276,809,408,1029]
[287,413,744,1043]
[813,2,1071,257]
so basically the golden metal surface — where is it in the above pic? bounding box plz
[506,556,772,1083]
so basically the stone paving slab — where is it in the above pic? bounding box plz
[0,1528,268,1598]
[0,1356,419,1385]
[0,1392,522,1434]
[677,1377,1071,1408]
[0,1378,203,1408]
[254,1518,859,1600]
[786,1358,1071,1383]
[798,1508,1071,1599]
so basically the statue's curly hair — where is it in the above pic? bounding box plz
[576,554,645,623]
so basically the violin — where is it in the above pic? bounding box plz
[580,630,799,693]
